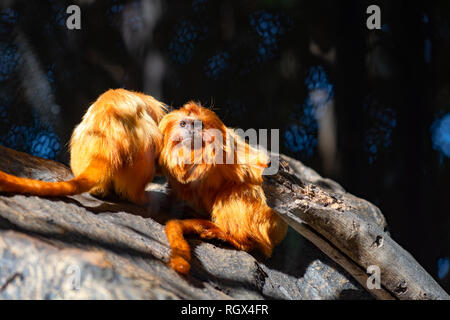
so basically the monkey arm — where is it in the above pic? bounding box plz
[165,218,246,275]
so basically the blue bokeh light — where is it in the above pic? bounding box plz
[0,104,7,121]
[106,0,125,27]
[0,124,61,160]
[285,66,333,158]
[0,93,10,124]
[438,257,450,280]
[46,64,56,94]
[169,20,208,65]
[30,130,61,160]
[1,125,33,151]
[305,66,334,94]
[205,51,230,80]
[284,105,318,157]
[192,0,208,13]
[365,106,397,164]
[0,8,18,33]
[48,0,67,27]
[0,43,20,82]
[431,113,450,158]
[110,2,125,14]
[250,10,291,62]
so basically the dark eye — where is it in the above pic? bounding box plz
[180,120,186,128]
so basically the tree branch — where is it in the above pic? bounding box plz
[263,157,449,300]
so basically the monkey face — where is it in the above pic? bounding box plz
[174,117,209,151]
[162,102,225,137]
[158,102,228,182]
[160,102,227,158]
[159,102,270,184]
[178,118,202,144]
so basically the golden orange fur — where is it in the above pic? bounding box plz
[159,102,287,275]
[0,88,166,205]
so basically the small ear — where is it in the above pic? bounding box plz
[158,113,171,134]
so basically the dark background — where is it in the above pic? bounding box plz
[0,0,449,293]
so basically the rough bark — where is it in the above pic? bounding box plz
[263,156,450,300]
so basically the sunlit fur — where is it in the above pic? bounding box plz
[159,102,287,275]
[0,88,166,205]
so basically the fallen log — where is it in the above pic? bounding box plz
[1,145,446,299]
[0,146,374,300]
[263,156,450,300]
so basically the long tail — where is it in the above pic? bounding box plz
[165,219,244,275]
[0,157,106,197]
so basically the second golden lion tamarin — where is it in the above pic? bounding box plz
[0,91,286,276]
[159,102,288,275]
[0,88,166,205]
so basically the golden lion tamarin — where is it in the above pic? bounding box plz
[0,88,166,205]
[159,102,287,275]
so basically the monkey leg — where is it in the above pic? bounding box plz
[113,150,156,205]
[165,220,191,275]
[88,182,112,199]
[165,219,248,275]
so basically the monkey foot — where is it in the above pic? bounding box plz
[169,255,191,275]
